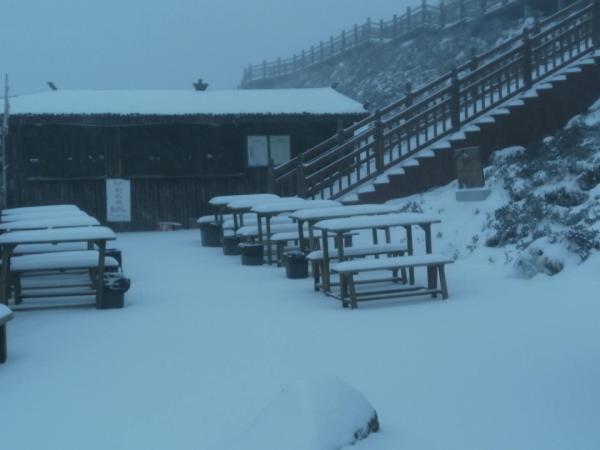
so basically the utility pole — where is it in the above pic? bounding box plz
[1,74,9,210]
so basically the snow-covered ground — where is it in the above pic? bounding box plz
[1,214,599,449]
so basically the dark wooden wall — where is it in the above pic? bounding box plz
[8,115,358,230]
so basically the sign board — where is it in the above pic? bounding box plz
[247,136,269,167]
[106,178,132,222]
[269,135,291,166]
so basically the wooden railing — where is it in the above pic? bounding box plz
[272,0,599,200]
[240,0,526,86]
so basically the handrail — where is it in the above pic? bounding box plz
[241,0,527,86]
[271,0,599,200]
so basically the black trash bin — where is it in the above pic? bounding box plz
[240,243,264,266]
[222,235,241,255]
[200,222,222,247]
[105,248,122,273]
[284,251,309,279]
[98,273,131,309]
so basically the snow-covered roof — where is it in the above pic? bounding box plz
[8,88,367,117]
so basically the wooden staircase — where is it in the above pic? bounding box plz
[270,0,600,204]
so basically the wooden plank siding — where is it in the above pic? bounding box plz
[7,114,362,230]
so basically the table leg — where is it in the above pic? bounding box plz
[322,230,331,293]
[421,224,432,254]
[371,228,379,245]
[405,225,415,285]
[0,245,14,305]
[95,241,106,309]
[266,216,272,265]
[298,220,305,253]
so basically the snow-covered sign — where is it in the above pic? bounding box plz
[247,136,269,167]
[106,179,131,222]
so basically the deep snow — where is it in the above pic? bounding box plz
[0,221,599,449]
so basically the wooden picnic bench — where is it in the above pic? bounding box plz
[0,304,13,364]
[0,226,116,308]
[313,213,441,294]
[2,204,81,218]
[250,199,341,264]
[209,194,280,226]
[332,254,453,309]
[0,215,100,232]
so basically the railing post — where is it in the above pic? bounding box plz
[296,154,306,197]
[373,110,384,172]
[469,47,479,71]
[422,0,427,26]
[267,159,275,194]
[522,28,533,89]
[440,0,446,27]
[405,82,414,107]
[407,7,412,30]
[593,0,600,47]
[450,68,461,131]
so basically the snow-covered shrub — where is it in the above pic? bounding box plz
[514,237,566,278]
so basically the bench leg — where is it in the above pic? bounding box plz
[14,276,22,305]
[276,242,284,267]
[427,265,439,298]
[439,265,449,300]
[348,273,358,310]
[0,325,7,364]
[340,274,349,308]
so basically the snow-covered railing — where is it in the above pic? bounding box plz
[240,0,526,87]
[271,0,599,201]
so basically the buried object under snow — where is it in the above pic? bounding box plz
[225,376,379,450]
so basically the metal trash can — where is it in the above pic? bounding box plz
[240,243,264,266]
[98,273,131,309]
[200,222,222,247]
[105,248,122,273]
[283,251,309,279]
[222,235,241,255]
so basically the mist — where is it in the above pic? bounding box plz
[0,0,421,95]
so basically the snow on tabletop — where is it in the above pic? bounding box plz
[0,304,13,321]
[224,376,378,450]
[13,242,88,255]
[1,211,89,223]
[307,243,407,260]
[331,254,453,273]
[209,194,280,207]
[2,204,80,216]
[251,199,341,214]
[10,88,366,117]
[0,226,116,245]
[289,204,402,221]
[227,196,303,210]
[11,251,119,271]
[236,223,298,237]
[315,212,441,231]
[0,216,100,231]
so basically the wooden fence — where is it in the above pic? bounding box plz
[272,0,599,200]
[240,0,528,86]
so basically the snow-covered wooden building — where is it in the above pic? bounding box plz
[5,88,366,229]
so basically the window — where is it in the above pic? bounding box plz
[246,135,291,167]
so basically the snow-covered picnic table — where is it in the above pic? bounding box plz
[313,213,441,293]
[209,193,280,224]
[223,196,303,233]
[250,199,341,264]
[1,204,80,217]
[0,210,88,223]
[0,215,100,231]
[289,204,405,252]
[0,226,116,306]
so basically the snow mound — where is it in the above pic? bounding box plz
[225,376,379,450]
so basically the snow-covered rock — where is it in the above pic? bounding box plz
[224,376,379,450]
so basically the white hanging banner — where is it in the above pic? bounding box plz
[106,178,131,222]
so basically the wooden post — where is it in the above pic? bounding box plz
[267,158,276,194]
[450,68,461,131]
[593,1,600,47]
[296,154,306,198]
[373,110,384,172]
[0,324,6,364]
[469,47,479,71]
[440,0,446,27]
[522,29,533,89]
[405,82,414,107]
[406,7,412,30]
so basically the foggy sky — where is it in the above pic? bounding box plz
[1,0,420,95]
